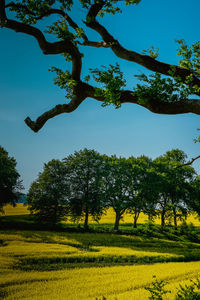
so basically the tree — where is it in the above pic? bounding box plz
[27,159,69,225]
[103,156,130,231]
[0,0,199,133]
[154,149,195,229]
[0,146,23,212]
[132,156,160,227]
[63,149,105,229]
[127,155,157,228]
[186,176,200,218]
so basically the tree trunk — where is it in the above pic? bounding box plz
[173,207,177,230]
[114,211,121,231]
[84,205,89,230]
[133,211,140,228]
[161,209,165,228]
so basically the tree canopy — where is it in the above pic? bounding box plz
[26,148,199,230]
[27,159,69,224]
[0,0,199,132]
[0,146,23,212]
[63,149,106,229]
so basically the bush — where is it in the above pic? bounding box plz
[145,276,200,300]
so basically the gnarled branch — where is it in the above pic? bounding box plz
[5,2,89,41]
[25,94,86,132]
[1,0,200,132]
[1,0,82,80]
[85,2,200,95]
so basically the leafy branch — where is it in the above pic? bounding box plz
[49,67,77,99]
[132,73,194,105]
[89,63,126,108]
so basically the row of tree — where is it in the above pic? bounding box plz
[27,148,200,231]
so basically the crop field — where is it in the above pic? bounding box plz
[3,203,200,226]
[1,205,200,299]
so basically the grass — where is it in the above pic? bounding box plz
[1,205,200,299]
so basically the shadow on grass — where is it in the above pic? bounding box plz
[15,252,200,272]
[1,214,200,270]
[0,277,58,292]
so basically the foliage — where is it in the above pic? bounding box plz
[176,39,200,79]
[24,147,198,230]
[132,73,193,105]
[63,149,106,229]
[45,18,76,41]
[142,46,159,59]
[49,67,77,99]
[1,0,200,133]
[27,159,69,225]
[176,278,200,299]
[90,63,126,108]
[132,39,200,105]
[0,146,23,213]
[145,276,200,300]
[103,155,131,230]
[145,276,171,300]
[154,149,195,228]
[127,156,158,227]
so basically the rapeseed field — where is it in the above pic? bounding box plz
[1,205,200,299]
[3,204,200,226]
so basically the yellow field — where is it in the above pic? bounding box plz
[2,203,200,226]
[2,204,30,216]
[1,230,200,299]
[1,205,200,299]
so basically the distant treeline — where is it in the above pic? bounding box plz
[27,148,200,231]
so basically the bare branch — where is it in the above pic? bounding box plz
[25,95,86,132]
[175,156,200,168]
[78,40,109,48]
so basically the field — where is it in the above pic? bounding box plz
[3,203,200,226]
[1,205,200,299]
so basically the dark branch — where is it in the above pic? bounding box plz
[1,0,200,132]
[25,95,86,132]
[0,2,82,80]
[176,156,200,168]
[78,40,109,48]
[5,2,89,41]
[85,3,200,95]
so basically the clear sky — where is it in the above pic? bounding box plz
[0,0,200,192]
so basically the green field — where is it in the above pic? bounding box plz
[1,205,200,299]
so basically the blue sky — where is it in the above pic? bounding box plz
[0,0,200,192]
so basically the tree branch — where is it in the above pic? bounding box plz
[175,156,200,168]
[87,86,200,115]
[78,40,109,48]
[24,75,200,132]
[85,3,200,95]
[0,1,82,80]
[5,2,89,41]
[25,94,86,132]
[2,0,200,132]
